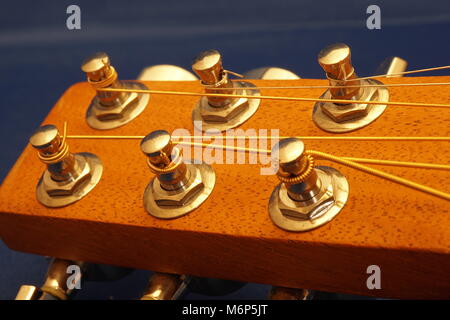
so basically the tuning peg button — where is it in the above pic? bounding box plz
[192,49,224,85]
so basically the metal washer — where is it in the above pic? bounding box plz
[192,81,261,132]
[143,163,215,219]
[312,79,389,133]
[86,81,150,130]
[36,153,103,208]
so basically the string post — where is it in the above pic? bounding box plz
[191,49,261,132]
[140,130,187,187]
[140,130,216,219]
[318,43,361,100]
[30,124,75,182]
[268,137,349,232]
[314,43,390,133]
[82,52,150,130]
[29,124,103,207]
[82,52,123,106]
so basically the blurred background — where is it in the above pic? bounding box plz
[1,0,449,299]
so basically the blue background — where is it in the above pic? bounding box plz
[0,0,449,299]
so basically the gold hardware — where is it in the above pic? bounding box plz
[82,52,150,130]
[313,43,390,133]
[191,49,261,132]
[269,286,314,300]
[141,273,189,300]
[141,130,215,219]
[30,124,103,207]
[375,56,408,78]
[269,138,349,231]
[15,285,41,300]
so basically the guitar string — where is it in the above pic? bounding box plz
[225,65,450,84]
[67,135,450,141]
[174,141,450,170]
[211,82,450,90]
[97,87,450,109]
[351,65,450,81]
[61,120,449,200]
[174,140,450,201]
[64,134,450,170]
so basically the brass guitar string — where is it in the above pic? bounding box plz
[212,82,450,90]
[97,87,450,109]
[175,140,450,201]
[93,63,450,107]
[63,129,450,200]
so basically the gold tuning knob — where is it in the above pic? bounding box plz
[192,49,224,85]
[318,43,354,80]
[81,52,114,82]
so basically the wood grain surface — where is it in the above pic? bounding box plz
[0,77,449,299]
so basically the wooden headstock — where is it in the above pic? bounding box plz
[0,70,449,298]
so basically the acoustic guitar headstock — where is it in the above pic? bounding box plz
[1,44,449,299]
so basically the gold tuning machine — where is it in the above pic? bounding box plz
[191,49,261,132]
[82,52,150,130]
[16,259,85,300]
[268,137,349,232]
[268,286,314,300]
[140,273,189,300]
[140,130,215,219]
[312,43,390,133]
[375,56,408,77]
[29,124,103,207]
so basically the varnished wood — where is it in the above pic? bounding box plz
[0,77,449,299]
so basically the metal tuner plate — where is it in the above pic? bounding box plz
[312,79,389,133]
[86,81,150,130]
[143,163,215,219]
[269,166,349,232]
[192,81,261,132]
[36,153,103,207]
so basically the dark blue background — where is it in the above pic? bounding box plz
[0,0,449,299]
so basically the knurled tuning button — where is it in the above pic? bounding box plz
[268,137,349,232]
[81,52,150,130]
[140,130,215,219]
[191,49,261,132]
[29,124,103,207]
[312,43,390,133]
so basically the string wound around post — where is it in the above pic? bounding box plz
[268,137,349,232]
